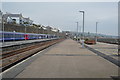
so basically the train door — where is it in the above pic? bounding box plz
[24,34,28,40]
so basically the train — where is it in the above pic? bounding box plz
[0,31,58,41]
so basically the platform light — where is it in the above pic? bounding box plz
[79,10,85,48]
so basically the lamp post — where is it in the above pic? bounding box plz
[79,25,81,41]
[76,22,79,42]
[1,11,4,43]
[96,22,98,43]
[79,11,85,48]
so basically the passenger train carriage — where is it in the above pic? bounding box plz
[0,31,57,41]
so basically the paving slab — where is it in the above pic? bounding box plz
[86,42,118,60]
[15,39,118,78]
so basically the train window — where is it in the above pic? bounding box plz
[18,34,20,38]
[4,33,13,38]
[4,34,8,38]
[15,34,18,38]
[19,34,21,38]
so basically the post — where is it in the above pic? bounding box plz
[96,22,98,43]
[2,13,4,43]
[83,11,84,46]
[79,11,85,48]
[76,22,78,42]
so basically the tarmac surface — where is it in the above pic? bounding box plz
[15,39,118,78]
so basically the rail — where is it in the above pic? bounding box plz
[1,38,65,72]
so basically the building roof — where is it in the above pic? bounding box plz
[3,13,22,19]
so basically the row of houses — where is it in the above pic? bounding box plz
[0,11,60,33]
[3,12,33,26]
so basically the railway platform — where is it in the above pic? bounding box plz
[2,39,118,78]
[85,42,118,60]
[1,38,57,48]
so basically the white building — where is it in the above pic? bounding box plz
[3,13,23,24]
[52,28,59,32]
[22,17,33,26]
[3,13,33,26]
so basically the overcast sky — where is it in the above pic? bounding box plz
[2,2,118,36]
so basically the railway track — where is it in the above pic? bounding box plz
[1,39,64,72]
